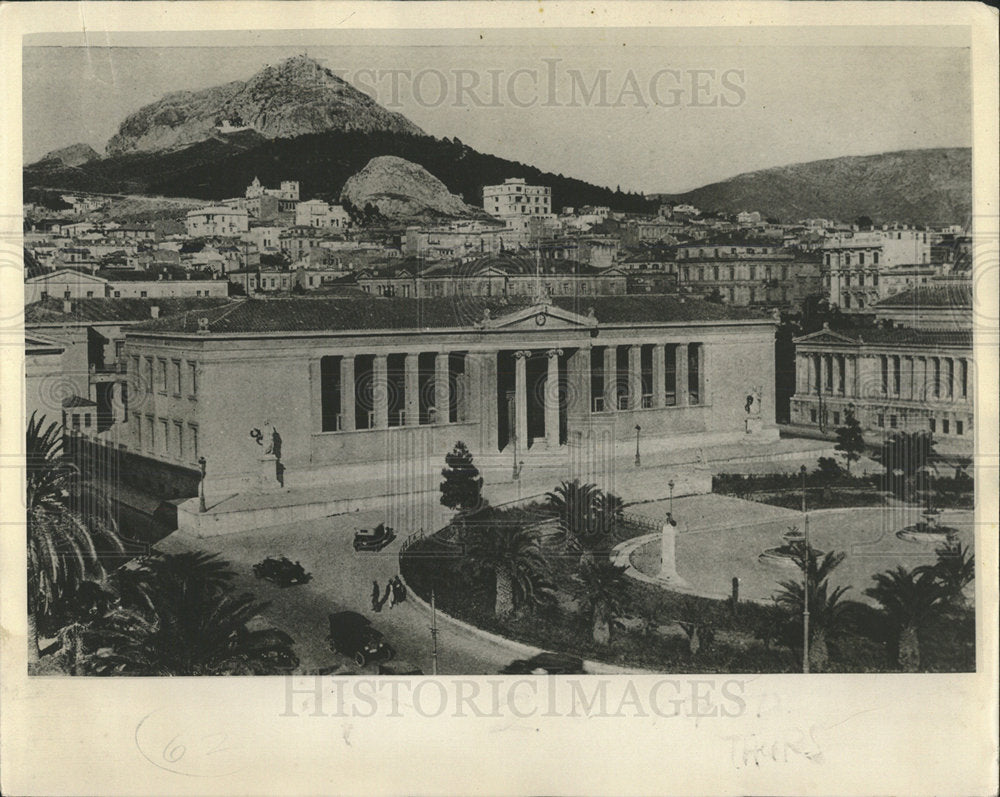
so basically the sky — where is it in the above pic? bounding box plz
[22,31,971,194]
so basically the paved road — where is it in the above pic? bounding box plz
[157,508,530,675]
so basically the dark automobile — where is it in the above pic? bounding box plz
[500,652,586,675]
[353,523,396,552]
[252,556,311,587]
[328,611,395,667]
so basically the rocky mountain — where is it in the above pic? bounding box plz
[661,148,971,225]
[341,156,486,221]
[25,129,654,215]
[105,55,424,155]
[31,142,100,168]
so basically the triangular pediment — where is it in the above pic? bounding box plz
[477,301,598,331]
[793,328,861,345]
[27,269,108,285]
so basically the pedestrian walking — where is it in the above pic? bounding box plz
[371,580,381,613]
[392,575,406,603]
[382,579,394,609]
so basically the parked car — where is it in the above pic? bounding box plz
[328,611,396,667]
[500,652,586,675]
[252,556,311,587]
[353,522,396,552]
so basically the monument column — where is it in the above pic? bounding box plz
[602,345,617,411]
[478,352,499,452]
[545,349,563,448]
[372,353,389,429]
[340,355,356,431]
[404,352,420,425]
[434,352,450,423]
[652,344,666,407]
[903,356,914,401]
[628,344,643,409]
[514,350,530,449]
[676,343,689,406]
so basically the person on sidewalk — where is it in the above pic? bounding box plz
[382,579,394,610]
[371,580,382,613]
[392,576,406,603]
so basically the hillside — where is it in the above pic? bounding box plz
[32,142,100,168]
[662,148,971,225]
[24,129,653,215]
[106,55,423,155]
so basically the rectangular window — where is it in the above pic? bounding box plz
[929,418,936,433]
[833,411,840,425]
[810,409,817,422]
[158,359,168,393]
[889,415,897,429]
[172,360,182,396]
[83,413,91,428]
[942,419,950,435]
[189,424,199,460]
[146,416,155,451]
[877,414,885,428]
[174,421,184,459]
[187,362,197,396]
[145,357,154,392]
[956,420,964,435]
[135,413,142,449]
[159,419,169,455]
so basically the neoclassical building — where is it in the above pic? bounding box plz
[122,295,779,502]
[790,325,973,452]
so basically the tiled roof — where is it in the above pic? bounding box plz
[132,295,769,335]
[25,297,234,324]
[874,283,972,308]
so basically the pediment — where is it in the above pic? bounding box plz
[793,329,860,346]
[477,301,598,331]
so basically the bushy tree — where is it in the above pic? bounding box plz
[834,407,865,473]
[546,479,625,554]
[865,566,946,672]
[574,558,630,644]
[774,544,852,672]
[463,525,552,620]
[917,537,974,608]
[440,441,485,515]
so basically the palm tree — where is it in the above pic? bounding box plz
[574,557,630,644]
[464,525,552,621]
[918,537,974,608]
[865,566,947,672]
[26,412,122,661]
[546,480,624,554]
[80,552,298,675]
[774,545,851,671]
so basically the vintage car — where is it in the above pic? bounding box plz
[327,611,396,667]
[252,556,312,587]
[499,652,586,675]
[353,523,396,552]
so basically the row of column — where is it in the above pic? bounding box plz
[600,343,699,412]
[797,352,970,403]
[325,351,457,432]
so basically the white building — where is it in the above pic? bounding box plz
[294,200,351,230]
[483,178,552,219]
[185,207,250,238]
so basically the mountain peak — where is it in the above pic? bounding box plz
[105,56,423,156]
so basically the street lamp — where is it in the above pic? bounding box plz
[800,464,810,674]
[634,424,642,467]
[668,479,675,515]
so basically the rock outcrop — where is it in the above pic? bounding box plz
[32,143,100,168]
[340,156,486,221]
[106,55,423,155]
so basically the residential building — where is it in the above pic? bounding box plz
[185,206,250,238]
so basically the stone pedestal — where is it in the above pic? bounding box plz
[659,521,690,587]
[744,416,764,436]
[258,454,281,491]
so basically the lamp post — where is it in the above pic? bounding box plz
[634,424,642,467]
[668,479,675,515]
[800,464,810,674]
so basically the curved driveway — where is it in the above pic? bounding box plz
[157,508,531,675]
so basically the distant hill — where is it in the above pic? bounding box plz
[31,142,100,168]
[23,128,653,215]
[105,55,423,155]
[662,148,971,225]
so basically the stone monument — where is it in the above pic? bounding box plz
[659,514,690,588]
